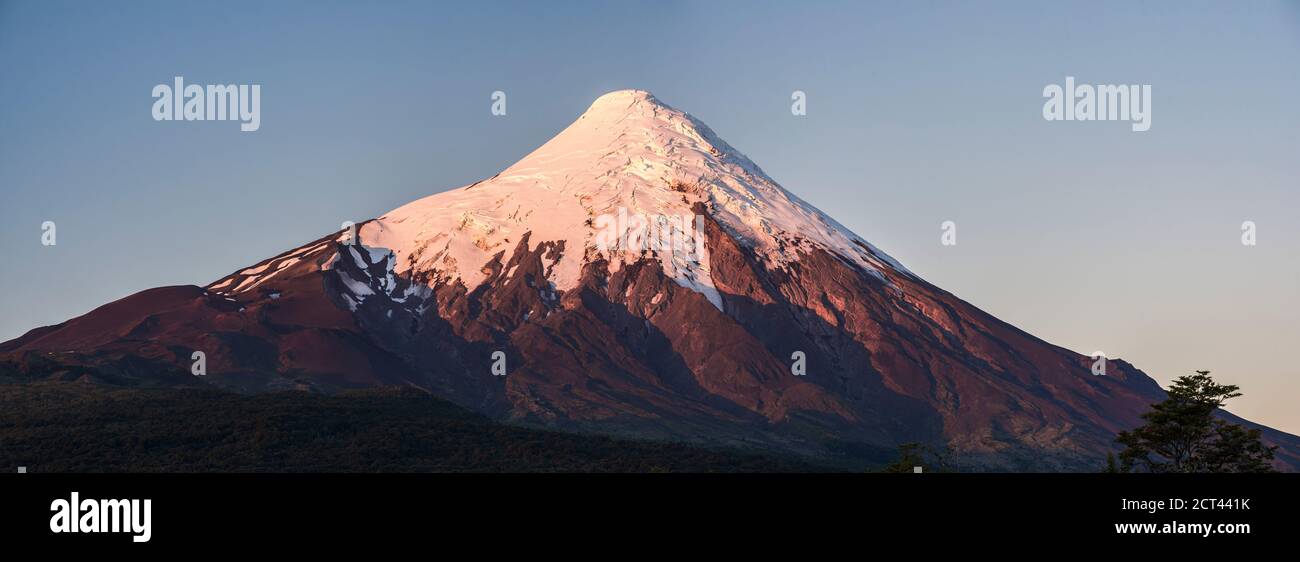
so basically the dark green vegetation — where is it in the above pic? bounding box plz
[881,442,953,473]
[1112,371,1277,473]
[0,382,830,473]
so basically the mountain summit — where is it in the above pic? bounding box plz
[4,90,1298,470]
[358,89,907,305]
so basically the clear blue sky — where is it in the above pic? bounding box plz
[2,0,1298,432]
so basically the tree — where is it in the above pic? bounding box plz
[1114,371,1276,473]
[1103,452,1120,473]
[882,442,953,473]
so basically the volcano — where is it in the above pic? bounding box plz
[4,90,1296,471]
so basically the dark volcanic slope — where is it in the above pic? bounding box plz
[5,220,1297,471]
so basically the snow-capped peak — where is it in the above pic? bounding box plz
[357,89,911,306]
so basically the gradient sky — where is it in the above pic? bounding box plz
[2,0,1297,433]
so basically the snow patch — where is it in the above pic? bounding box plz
[357,90,911,312]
